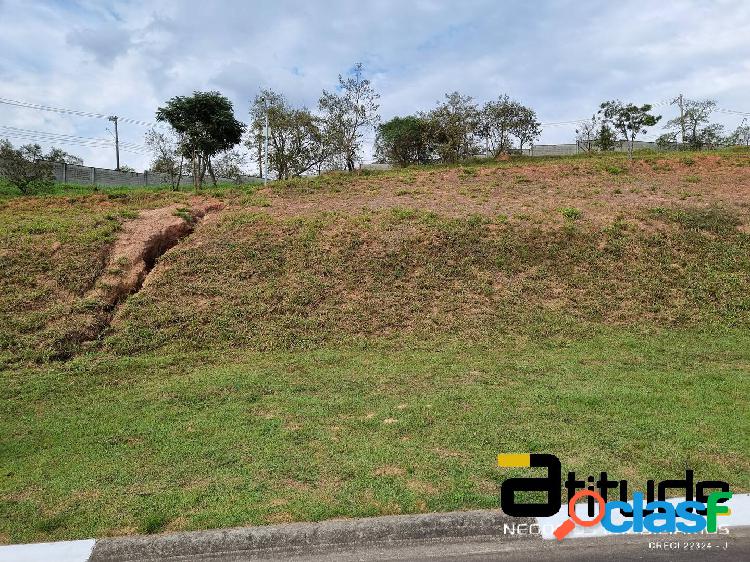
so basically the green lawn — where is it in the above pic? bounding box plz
[1,327,748,543]
[1,150,749,544]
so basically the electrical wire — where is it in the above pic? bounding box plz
[0,125,147,149]
[0,97,161,127]
[0,125,150,155]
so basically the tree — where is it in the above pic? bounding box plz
[478,96,540,156]
[697,123,725,148]
[656,131,679,150]
[248,89,325,179]
[0,140,54,194]
[727,121,750,147]
[595,123,618,152]
[156,91,245,189]
[118,164,135,173]
[576,116,600,153]
[45,147,83,165]
[145,127,185,190]
[479,95,517,155]
[212,149,248,183]
[319,63,380,172]
[599,100,661,159]
[422,91,480,163]
[374,115,431,166]
[512,105,541,151]
[663,98,720,149]
[3,143,82,165]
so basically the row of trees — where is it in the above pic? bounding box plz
[657,98,750,149]
[149,66,750,184]
[4,88,749,194]
[575,101,661,159]
[149,65,543,183]
[376,93,541,166]
[576,97,750,157]
[150,63,380,187]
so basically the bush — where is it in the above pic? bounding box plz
[603,164,625,175]
[561,207,582,220]
[0,140,54,194]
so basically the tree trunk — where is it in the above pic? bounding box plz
[207,158,217,187]
[192,151,199,190]
[198,155,207,188]
[175,155,183,191]
[258,136,263,178]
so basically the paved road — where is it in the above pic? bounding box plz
[179,528,750,561]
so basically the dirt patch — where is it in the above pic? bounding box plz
[89,198,223,307]
[373,465,406,477]
[246,153,750,228]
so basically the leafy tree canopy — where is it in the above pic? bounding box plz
[375,115,431,166]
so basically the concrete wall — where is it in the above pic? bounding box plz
[520,140,662,157]
[0,162,263,187]
[46,161,263,187]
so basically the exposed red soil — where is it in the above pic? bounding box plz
[89,197,223,306]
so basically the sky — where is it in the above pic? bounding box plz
[1,0,749,172]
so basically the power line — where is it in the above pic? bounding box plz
[0,97,161,127]
[672,97,749,117]
[539,119,588,127]
[0,125,150,155]
[713,107,750,117]
[0,125,147,149]
[0,125,148,151]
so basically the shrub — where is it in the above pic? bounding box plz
[561,207,582,220]
[0,140,54,194]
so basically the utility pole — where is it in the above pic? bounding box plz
[264,104,269,186]
[671,94,686,144]
[108,115,120,170]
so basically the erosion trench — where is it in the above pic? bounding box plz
[81,199,223,342]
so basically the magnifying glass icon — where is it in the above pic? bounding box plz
[553,489,606,540]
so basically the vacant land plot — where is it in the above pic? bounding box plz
[1,150,749,544]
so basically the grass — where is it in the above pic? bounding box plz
[0,179,255,199]
[649,205,742,234]
[0,194,192,365]
[1,327,748,543]
[560,207,582,220]
[104,209,750,356]
[1,148,747,201]
[1,149,749,543]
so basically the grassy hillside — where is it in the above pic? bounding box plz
[107,207,749,355]
[0,192,201,365]
[1,150,749,543]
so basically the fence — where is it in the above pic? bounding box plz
[45,161,263,187]
[360,140,677,170]
[520,140,661,157]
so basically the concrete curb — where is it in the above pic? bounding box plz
[3,495,748,561]
[89,510,537,561]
